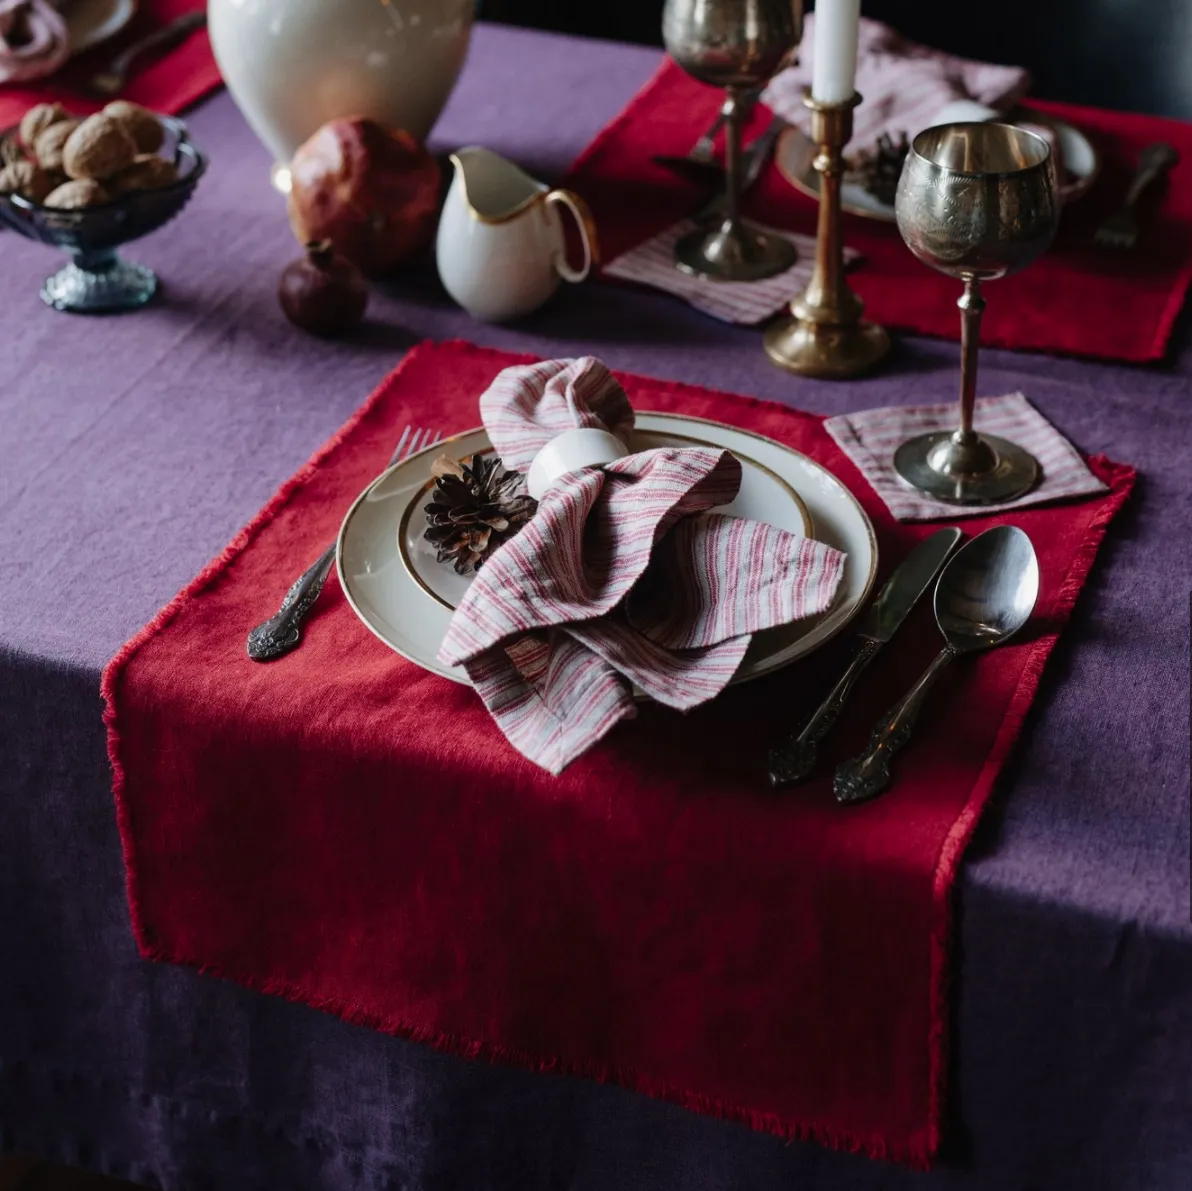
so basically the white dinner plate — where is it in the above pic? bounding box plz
[66,0,137,54]
[337,413,878,688]
[776,108,1100,222]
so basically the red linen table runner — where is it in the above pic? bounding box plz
[564,59,1192,362]
[102,341,1133,1166]
[0,0,218,129]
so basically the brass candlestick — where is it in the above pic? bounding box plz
[764,92,890,378]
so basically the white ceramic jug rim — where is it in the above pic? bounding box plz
[449,145,549,225]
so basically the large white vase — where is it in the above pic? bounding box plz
[208,0,474,164]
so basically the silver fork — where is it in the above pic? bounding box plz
[650,85,764,182]
[1093,142,1179,250]
[693,114,786,221]
[86,11,208,98]
[246,425,442,661]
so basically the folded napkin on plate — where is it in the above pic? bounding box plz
[0,0,69,85]
[604,221,861,324]
[825,393,1107,521]
[437,357,847,773]
[764,16,1029,157]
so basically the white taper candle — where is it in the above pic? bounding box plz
[810,0,861,105]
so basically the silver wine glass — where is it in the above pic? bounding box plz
[894,123,1059,505]
[662,0,802,281]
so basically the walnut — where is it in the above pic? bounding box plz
[33,119,80,172]
[43,178,110,209]
[19,102,69,152]
[113,153,178,193]
[103,101,165,155]
[0,136,27,167]
[62,114,137,181]
[0,160,54,203]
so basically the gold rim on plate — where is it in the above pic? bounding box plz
[396,422,816,613]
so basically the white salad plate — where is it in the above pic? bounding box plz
[337,412,878,688]
[776,108,1099,222]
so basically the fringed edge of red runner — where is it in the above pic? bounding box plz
[101,339,1138,1171]
[923,454,1137,1158]
[101,343,461,983]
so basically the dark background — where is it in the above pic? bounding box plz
[482,1,1192,120]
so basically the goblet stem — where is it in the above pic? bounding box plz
[957,275,986,440]
[721,87,742,230]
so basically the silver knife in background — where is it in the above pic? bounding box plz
[768,527,963,789]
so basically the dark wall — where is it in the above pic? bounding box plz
[481,1,1192,120]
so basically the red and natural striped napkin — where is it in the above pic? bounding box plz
[604,221,860,324]
[440,356,845,772]
[825,394,1108,521]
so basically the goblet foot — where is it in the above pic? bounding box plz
[674,218,796,282]
[765,314,890,378]
[894,430,1040,506]
[41,252,158,314]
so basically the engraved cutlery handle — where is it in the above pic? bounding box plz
[833,644,957,805]
[246,545,336,662]
[768,635,881,787]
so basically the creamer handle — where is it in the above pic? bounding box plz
[545,189,599,283]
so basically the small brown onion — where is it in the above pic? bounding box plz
[277,240,369,337]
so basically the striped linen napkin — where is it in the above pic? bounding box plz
[763,16,1029,158]
[825,393,1107,521]
[437,357,847,774]
[0,0,69,84]
[604,221,861,325]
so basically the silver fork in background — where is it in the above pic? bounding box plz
[650,85,765,182]
[86,10,208,98]
[694,114,786,221]
[1093,142,1179,250]
[246,425,442,662]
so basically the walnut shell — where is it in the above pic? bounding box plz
[113,153,178,193]
[102,101,165,155]
[33,119,80,172]
[62,114,137,181]
[0,161,54,203]
[43,178,110,209]
[0,136,27,167]
[19,103,69,152]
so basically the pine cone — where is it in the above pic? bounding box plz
[848,131,910,207]
[423,453,537,575]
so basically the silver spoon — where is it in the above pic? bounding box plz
[834,525,1040,805]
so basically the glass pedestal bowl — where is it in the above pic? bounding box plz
[0,117,207,313]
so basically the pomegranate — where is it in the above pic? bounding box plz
[278,241,369,337]
[286,117,440,279]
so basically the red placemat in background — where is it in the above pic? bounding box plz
[103,341,1133,1167]
[564,59,1192,363]
[0,0,219,127]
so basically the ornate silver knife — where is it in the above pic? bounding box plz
[768,526,963,788]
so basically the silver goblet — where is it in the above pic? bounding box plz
[894,123,1059,505]
[662,0,802,281]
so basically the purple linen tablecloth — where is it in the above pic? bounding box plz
[1,22,1189,1191]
